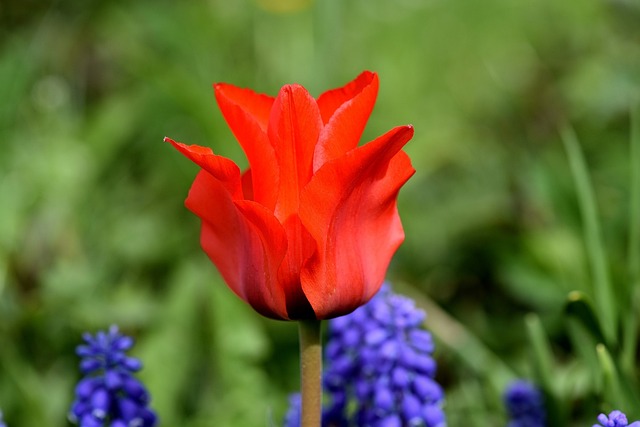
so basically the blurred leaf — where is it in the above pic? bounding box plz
[629,104,640,300]
[566,317,600,391]
[564,291,605,344]
[525,313,556,394]
[621,104,640,379]
[525,313,566,426]
[562,127,617,346]
[596,344,626,413]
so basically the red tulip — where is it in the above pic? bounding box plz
[166,71,414,320]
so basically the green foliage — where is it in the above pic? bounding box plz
[1,0,640,426]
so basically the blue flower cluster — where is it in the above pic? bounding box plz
[504,380,546,427]
[283,394,302,427]
[594,411,640,427]
[285,284,446,427]
[69,325,157,427]
[0,410,6,427]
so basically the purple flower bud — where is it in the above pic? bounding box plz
[391,366,410,388]
[379,414,402,427]
[413,375,443,403]
[504,380,545,427]
[90,387,110,412]
[69,326,157,426]
[594,410,640,427]
[401,393,422,421]
[374,387,395,412]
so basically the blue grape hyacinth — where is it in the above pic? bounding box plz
[0,410,6,427]
[69,325,157,427]
[594,410,640,427]
[285,283,446,427]
[504,380,546,427]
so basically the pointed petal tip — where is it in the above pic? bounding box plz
[405,124,415,135]
[213,83,233,99]
[391,124,415,141]
[351,70,378,91]
[213,82,248,99]
[165,137,185,150]
[359,70,378,81]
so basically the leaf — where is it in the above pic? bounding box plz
[525,313,555,393]
[564,291,605,344]
[561,127,617,346]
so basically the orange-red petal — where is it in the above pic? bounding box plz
[188,170,290,319]
[214,84,279,207]
[299,125,415,319]
[276,213,316,319]
[316,71,377,123]
[166,138,243,200]
[313,71,379,171]
[214,83,274,131]
[267,84,323,222]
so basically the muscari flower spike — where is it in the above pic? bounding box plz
[69,325,157,427]
[594,410,640,427]
[285,283,446,427]
[0,410,6,427]
[504,380,546,427]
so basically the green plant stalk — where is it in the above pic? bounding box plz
[525,314,555,393]
[622,105,640,375]
[298,320,323,427]
[599,340,640,420]
[562,127,617,346]
[597,344,625,408]
[621,303,640,377]
[629,105,640,300]
[565,290,605,343]
[566,318,600,390]
[525,313,566,426]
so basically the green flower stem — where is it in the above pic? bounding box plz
[298,319,323,427]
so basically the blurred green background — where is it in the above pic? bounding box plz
[1,0,640,425]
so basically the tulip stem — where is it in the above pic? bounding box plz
[298,319,322,427]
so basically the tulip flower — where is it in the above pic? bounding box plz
[166,71,414,321]
[167,71,414,426]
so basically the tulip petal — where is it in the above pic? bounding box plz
[214,84,279,207]
[314,71,379,170]
[241,169,253,201]
[276,213,316,319]
[188,170,290,319]
[268,84,323,221]
[214,83,274,131]
[166,138,243,199]
[300,125,415,319]
[316,71,377,124]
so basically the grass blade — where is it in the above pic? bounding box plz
[525,313,555,393]
[622,105,640,374]
[561,127,617,346]
[629,104,640,296]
